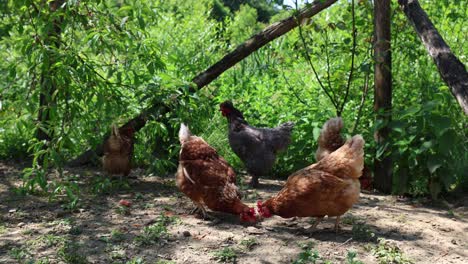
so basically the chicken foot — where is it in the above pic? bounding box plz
[190,203,210,220]
[305,216,324,234]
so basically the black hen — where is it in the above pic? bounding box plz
[219,101,294,188]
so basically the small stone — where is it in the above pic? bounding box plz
[17,222,25,227]
[8,209,17,214]
[451,239,457,245]
[183,231,191,237]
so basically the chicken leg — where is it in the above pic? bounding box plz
[190,202,209,220]
[305,216,324,234]
[334,216,341,233]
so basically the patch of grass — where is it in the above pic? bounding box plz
[372,238,414,264]
[8,246,31,261]
[240,237,258,251]
[134,214,176,246]
[91,176,130,195]
[352,222,376,242]
[109,245,127,260]
[0,223,7,235]
[213,247,237,263]
[110,228,126,242]
[40,234,67,247]
[57,241,88,264]
[155,260,176,264]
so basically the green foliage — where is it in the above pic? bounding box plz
[240,237,259,251]
[372,238,413,264]
[0,0,466,197]
[134,214,176,246]
[352,221,376,242]
[213,247,238,263]
[57,241,89,264]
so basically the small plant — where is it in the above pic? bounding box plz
[346,251,364,264]
[109,245,127,260]
[57,241,88,264]
[372,238,413,264]
[8,246,30,261]
[293,248,321,264]
[40,234,67,247]
[0,222,6,235]
[110,229,126,242]
[240,237,258,251]
[155,260,176,264]
[134,214,175,246]
[213,247,237,263]
[115,205,131,215]
[352,222,376,242]
[126,257,146,264]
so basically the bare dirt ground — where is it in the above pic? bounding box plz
[0,161,467,264]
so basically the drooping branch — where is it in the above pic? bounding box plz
[68,0,339,166]
[398,0,468,115]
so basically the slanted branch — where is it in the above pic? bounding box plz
[68,0,339,166]
[398,0,468,115]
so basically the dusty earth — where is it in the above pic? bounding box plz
[0,161,467,264]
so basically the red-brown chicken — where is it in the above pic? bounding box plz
[256,134,365,232]
[176,123,256,223]
[219,101,295,188]
[315,117,373,191]
[102,125,135,179]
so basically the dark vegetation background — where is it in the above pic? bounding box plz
[0,0,466,201]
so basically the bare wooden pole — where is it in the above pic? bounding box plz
[69,0,339,166]
[373,0,393,194]
[398,0,468,115]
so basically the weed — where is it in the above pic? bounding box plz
[126,257,146,264]
[91,176,130,195]
[0,223,6,235]
[135,192,144,200]
[110,229,126,242]
[213,247,237,263]
[8,246,30,261]
[115,205,131,215]
[293,248,321,264]
[155,260,176,264]
[352,222,376,242]
[372,238,413,264]
[346,251,364,264]
[35,234,67,247]
[134,214,175,246]
[240,237,258,251]
[57,241,88,264]
[109,245,126,260]
[69,225,83,235]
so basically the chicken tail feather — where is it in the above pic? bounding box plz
[315,117,345,161]
[179,123,192,144]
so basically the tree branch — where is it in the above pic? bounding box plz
[68,0,339,166]
[398,0,468,115]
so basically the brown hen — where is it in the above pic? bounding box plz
[257,134,364,232]
[102,125,135,179]
[176,124,256,223]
